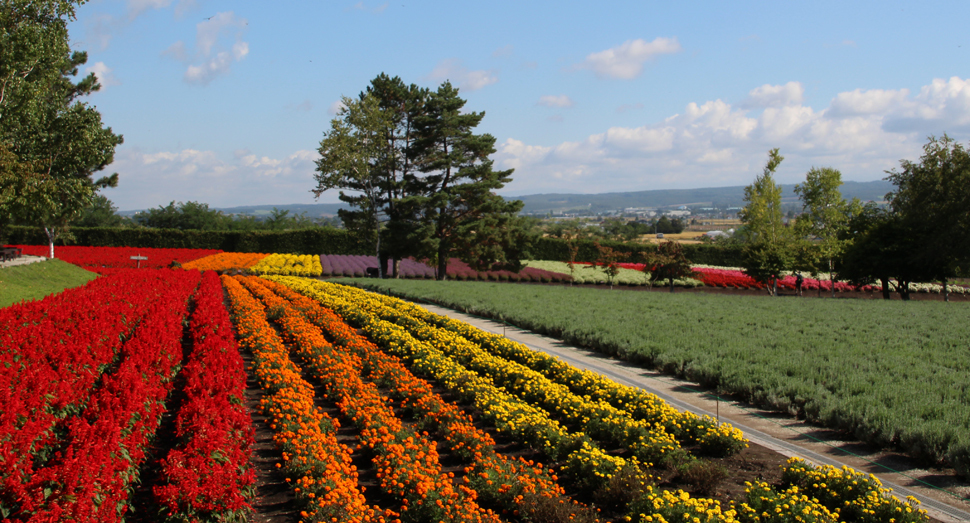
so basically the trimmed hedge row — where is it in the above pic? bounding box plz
[4,225,371,255]
[6,225,750,266]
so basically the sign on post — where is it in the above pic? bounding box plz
[130,255,148,268]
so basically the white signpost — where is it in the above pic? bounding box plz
[130,255,148,268]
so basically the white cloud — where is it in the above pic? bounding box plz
[537,95,574,108]
[575,37,681,80]
[165,11,250,85]
[84,62,120,88]
[497,77,970,196]
[108,147,325,210]
[742,82,804,108]
[426,59,498,91]
[328,100,346,115]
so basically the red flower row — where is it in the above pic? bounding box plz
[9,270,202,522]
[0,270,194,511]
[153,271,256,522]
[11,245,221,270]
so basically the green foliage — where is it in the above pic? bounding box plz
[0,0,123,255]
[0,257,97,307]
[134,200,323,231]
[350,278,970,476]
[73,193,128,228]
[886,134,970,288]
[645,241,695,292]
[739,149,794,293]
[4,224,370,254]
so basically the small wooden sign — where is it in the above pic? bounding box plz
[130,255,148,268]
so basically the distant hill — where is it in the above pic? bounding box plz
[511,180,894,214]
[119,180,893,217]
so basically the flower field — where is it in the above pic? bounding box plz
[10,245,220,272]
[249,253,323,277]
[0,259,939,522]
[0,269,254,522]
[181,251,269,271]
[221,275,928,522]
[320,255,570,282]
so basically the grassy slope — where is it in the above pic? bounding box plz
[339,278,970,474]
[0,259,99,308]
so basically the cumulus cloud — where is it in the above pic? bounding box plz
[742,81,804,108]
[575,37,681,80]
[425,59,498,91]
[108,147,325,210]
[84,62,120,88]
[165,12,250,85]
[496,77,970,196]
[537,95,574,108]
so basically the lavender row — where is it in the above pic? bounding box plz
[320,254,435,278]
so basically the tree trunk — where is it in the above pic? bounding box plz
[829,259,835,298]
[898,280,911,301]
[669,278,675,293]
[943,276,949,302]
[437,242,448,281]
[45,227,55,259]
[379,252,389,279]
[880,277,891,300]
[772,278,777,296]
[393,258,401,279]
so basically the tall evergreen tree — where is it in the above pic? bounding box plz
[410,81,523,279]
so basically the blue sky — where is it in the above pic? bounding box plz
[71,0,970,211]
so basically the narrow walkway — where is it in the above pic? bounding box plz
[416,302,970,523]
[0,254,46,268]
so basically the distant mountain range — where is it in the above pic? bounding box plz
[511,180,894,214]
[121,180,893,218]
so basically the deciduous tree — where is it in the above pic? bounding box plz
[739,148,792,295]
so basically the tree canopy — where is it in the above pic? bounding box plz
[0,0,122,255]
[314,74,526,279]
[738,148,792,294]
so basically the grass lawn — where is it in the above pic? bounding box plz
[0,259,99,308]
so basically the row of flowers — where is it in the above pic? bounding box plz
[351,290,746,456]
[5,269,202,522]
[269,279,930,522]
[181,252,269,272]
[524,260,703,287]
[152,271,256,523]
[249,254,323,277]
[271,277,655,488]
[11,245,220,271]
[221,275,384,523]
[236,275,502,523]
[1,270,191,512]
[249,276,595,520]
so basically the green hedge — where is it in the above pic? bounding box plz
[530,237,746,266]
[4,225,372,255]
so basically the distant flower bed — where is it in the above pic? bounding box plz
[248,254,322,277]
[181,252,269,271]
[10,245,220,273]
[693,267,879,292]
[321,255,570,282]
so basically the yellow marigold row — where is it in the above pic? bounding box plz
[220,275,387,523]
[781,457,928,522]
[249,253,322,277]
[181,252,269,271]
[355,286,748,456]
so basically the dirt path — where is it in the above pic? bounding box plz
[415,302,970,523]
